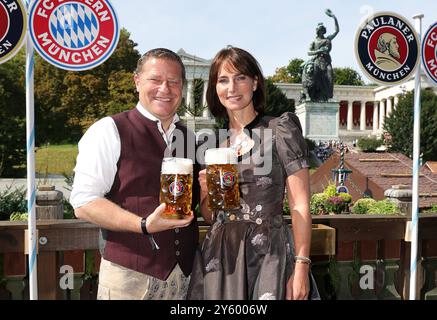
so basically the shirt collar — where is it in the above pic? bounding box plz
[136,102,180,126]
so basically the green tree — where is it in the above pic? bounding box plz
[107,70,138,115]
[333,67,364,85]
[34,56,71,144]
[268,58,304,83]
[265,79,294,116]
[0,50,26,177]
[384,89,437,162]
[34,28,140,142]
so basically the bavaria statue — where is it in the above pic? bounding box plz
[301,9,339,102]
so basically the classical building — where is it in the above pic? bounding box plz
[178,49,437,139]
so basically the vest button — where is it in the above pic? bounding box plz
[175,240,180,245]
[175,250,180,256]
[174,228,180,233]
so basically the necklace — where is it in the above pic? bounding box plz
[230,134,252,156]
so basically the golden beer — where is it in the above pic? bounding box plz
[205,148,240,211]
[160,158,193,219]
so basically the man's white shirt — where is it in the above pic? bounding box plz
[69,103,179,209]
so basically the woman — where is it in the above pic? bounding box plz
[187,46,319,300]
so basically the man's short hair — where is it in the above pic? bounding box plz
[377,33,396,54]
[135,48,186,81]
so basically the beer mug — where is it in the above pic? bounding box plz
[205,148,240,211]
[160,157,193,219]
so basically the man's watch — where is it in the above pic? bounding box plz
[140,217,150,235]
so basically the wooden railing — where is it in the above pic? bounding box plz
[1,214,436,300]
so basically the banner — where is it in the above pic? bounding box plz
[355,12,419,85]
[28,0,119,71]
[0,0,27,64]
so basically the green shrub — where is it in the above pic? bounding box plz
[9,212,28,221]
[310,193,328,215]
[324,196,348,214]
[305,138,316,151]
[351,198,376,214]
[357,138,383,152]
[422,204,437,214]
[367,199,400,215]
[338,192,352,204]
[324,183,337,197]
[0,187,27,221]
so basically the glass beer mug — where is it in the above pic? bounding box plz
[205,148,240,211]
[160,157,193,219]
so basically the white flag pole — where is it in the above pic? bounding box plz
[409,13,424,301]
[25,0,38,300]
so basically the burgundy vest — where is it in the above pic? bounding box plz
[103,108,199,280]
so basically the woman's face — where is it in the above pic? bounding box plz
[216,62,257,113]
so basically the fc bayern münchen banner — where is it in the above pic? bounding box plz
[355,11,419,86]
[422,22,437,85]
[28,0,119,71]
[0,0,27,64]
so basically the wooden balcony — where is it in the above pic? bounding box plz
[1,214,436,300]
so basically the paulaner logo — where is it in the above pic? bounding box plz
[28,0,119,71]
[0,0,26,64]
[355,11,419,85]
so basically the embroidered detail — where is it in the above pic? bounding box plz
[205,258,220,272]
[251,233,267,246]
[255,205,262,212]
[256,177,273,188]
[241,203,250,214]
[259,292,276,300]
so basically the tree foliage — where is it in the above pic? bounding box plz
[264,79,294,116]
[34,28,140,143]
[268,58,304,83]
[0,49,26,177]
[333,67,364,85]
[384,89,437,162]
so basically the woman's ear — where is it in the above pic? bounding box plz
[253,76,258,91]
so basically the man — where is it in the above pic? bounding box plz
[70,48,199,300]
[374,33,401,71]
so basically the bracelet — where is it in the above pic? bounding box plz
[141,217,160,251]
[295,255,312,264]
[140,217,150,235]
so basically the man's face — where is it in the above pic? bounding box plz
[389,37,400,59]
[134,58,183,122]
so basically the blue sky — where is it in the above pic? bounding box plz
[112,0,437,83]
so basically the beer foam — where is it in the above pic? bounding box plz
[205,148,238,165]
[161,158,193,174]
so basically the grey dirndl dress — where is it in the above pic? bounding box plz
[187,112,320,300]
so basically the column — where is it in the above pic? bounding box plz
[386,97,393,116]
[373,101,379,134]
[360,101,366,131]
[379,100,386,131]
[347,100,353,131]
[202,80,210,118]
[185,80,193,116]
[394,95,400,110]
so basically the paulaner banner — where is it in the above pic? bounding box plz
[28,0,119,71]
[355,11,419,86]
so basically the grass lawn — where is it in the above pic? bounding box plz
[35,144,78,176]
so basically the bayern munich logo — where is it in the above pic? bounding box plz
[422,22,437,85]
[0,0,26,64]
[355,12,419,85]
[169,181,184,198]
[28,0,119,71]
[221,172,236,188]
